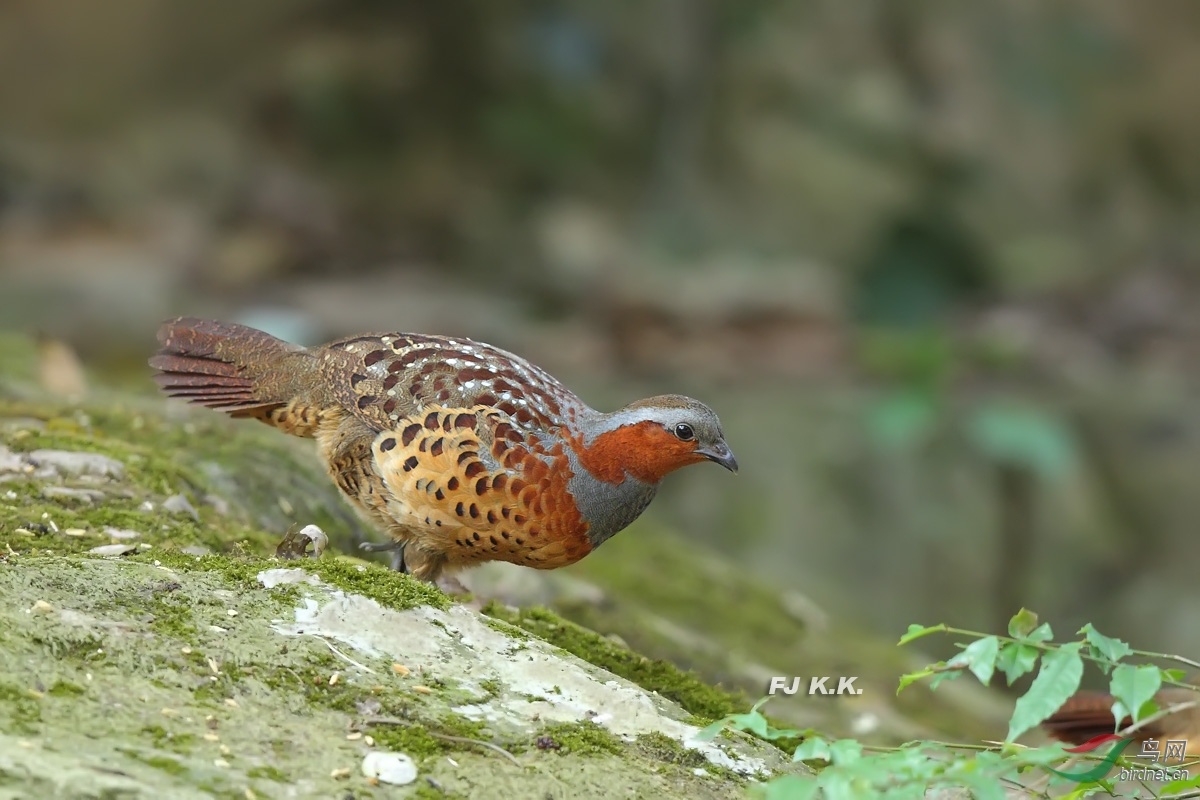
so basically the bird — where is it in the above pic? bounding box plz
[1041,688,1200,757]
[148,317,737,584]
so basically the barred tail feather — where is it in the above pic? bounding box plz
[149,317,304,417]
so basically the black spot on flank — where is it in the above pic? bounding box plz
[435,520,442,526]
[515,538,523,545]
[447,477,460,491]
[443,415,454,433]
[430,438,444,457]
[475,478,489,495]
[455,413,476,429]
[464,461,485,479]
[402,456,419,472]
[455,539,463,546]
[473,532,481,541]
[435,489,445,501]
[380,437,397,452]
[514,514,526,525]
[489,535,498,545]
[500,530,509,539]
[357,395,376,409]
[350,374,367,387]
[455,502,465,516]
[469,504,480,519]
[457,451,473,465]
[487,510,497,523]
[363,349,387,366]
[425,412,440,429]
[401,424,421,446]
[501,508,511,519]
[418,438,428,452]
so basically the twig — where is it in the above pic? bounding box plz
[362,716,521,767]
[1119,699,1200,739]
[306,634,375,674]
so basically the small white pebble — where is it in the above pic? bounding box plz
[364,735,375,747]
[330,768,352,779]
[203,733,219,742]
[30,600,53,614]
[329,672,340,686]
[361,751,417,785]
[213,758,230,768]
[346,732,363,741]
[223,698,239,708]
[226,609,238,617]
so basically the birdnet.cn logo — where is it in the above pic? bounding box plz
[1048,735,1190,783]
[767,677,862,696]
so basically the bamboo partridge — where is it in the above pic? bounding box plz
[149,318,737,582]
[1042,688,1200,757]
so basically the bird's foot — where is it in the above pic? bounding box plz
[358,539,408,573]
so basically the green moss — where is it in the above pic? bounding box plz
[478,678,502,699]
[297,557,449,611]
[140,724,197,754]
[536,720,624,756]
[121,750,190,777]
[46,680,86,697]
[483,603,745,723]
[127,550,449,612]
[635,732,709,769]
[0,682,42,734]
[367,721,454,759]
[246,765,289,782]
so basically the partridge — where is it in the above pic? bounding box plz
[149,318,737,582]
[1042,688,1200,756]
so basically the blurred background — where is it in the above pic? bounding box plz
[3,1,1200,696]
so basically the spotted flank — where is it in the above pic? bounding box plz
[370,406,592,571]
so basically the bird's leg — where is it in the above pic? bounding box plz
[358,538,408,573]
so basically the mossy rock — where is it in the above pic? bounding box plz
[0,332,793,798]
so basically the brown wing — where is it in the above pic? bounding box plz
[369,406,591,571]
[316,333,585,434]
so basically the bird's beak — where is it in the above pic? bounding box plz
[697,441,738,473]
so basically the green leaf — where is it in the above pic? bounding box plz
[929,669,963,691]
[956,775,1006,800]
[948,636,1000,685]
[1109,664,1161,725]
[760,775,819,800]
[1007,642,1084,742]
[1162,668,1187,683]
[1079,624,1132,664]
[1161,774,1200,793]
[828,739,863,766]
[896,669,933,694]
[791,737,831,763]
[1024,622,1054,644]
[695,719,728,742]
[995,642,1040,685]
[868,390,938,449]
[1008,609,1040,638]
[898,623,945,645]
[965,403,1075,478]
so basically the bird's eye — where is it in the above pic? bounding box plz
[673,423,694,441]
